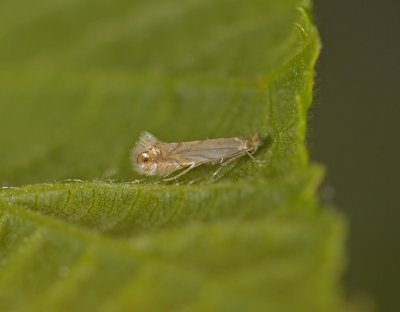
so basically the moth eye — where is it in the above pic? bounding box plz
[137,152,150,164]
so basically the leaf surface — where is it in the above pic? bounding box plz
[0,1,346,311]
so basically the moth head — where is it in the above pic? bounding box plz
[131,132,161,176]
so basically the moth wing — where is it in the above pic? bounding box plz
[131,131,159,157]
[155,160,184,177]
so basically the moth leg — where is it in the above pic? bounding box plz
[162,162,205,182]
[246,150,265,165]
[208,153,245,182]
[209,150,264,182]
[208,165,226,182]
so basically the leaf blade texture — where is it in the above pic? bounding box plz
[0,1,347,311]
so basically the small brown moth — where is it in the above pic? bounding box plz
[131,132,262,181]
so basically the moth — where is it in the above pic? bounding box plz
[131,131,262,181]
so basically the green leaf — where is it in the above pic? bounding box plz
[0,1,347,311]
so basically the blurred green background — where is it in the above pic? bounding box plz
[314,1,399,311]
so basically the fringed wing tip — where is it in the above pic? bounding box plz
[132,131,159,154]
[130,131,160,174]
